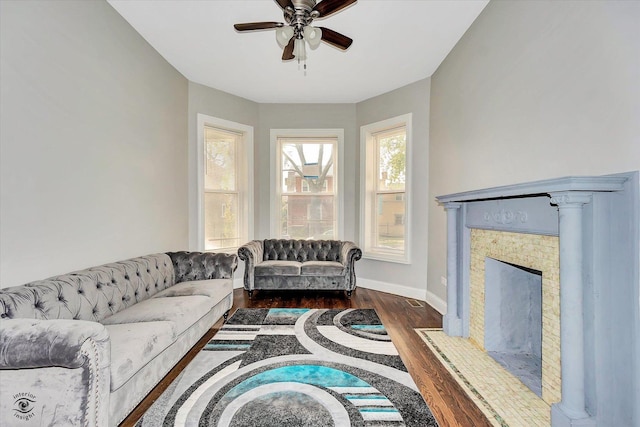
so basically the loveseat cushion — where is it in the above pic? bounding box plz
[300,261,345,276]
[152,279,232,307]
[255,260,301,276]
[106,321,176,391]
[101,295,213,336]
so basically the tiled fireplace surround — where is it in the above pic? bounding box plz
[470,229,561,404]
[436,173,639,427]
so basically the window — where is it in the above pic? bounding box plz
[302,179,327,193]
[360,114,411,263]
[271,129,344,240]
[197,114,253,252]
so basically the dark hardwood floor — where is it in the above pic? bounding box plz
[120,288,491,427]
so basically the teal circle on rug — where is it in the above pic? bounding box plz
[226,364,369,397]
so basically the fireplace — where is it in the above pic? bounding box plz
[436,172,640,427]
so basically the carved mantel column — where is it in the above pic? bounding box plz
[549,191,595,427]
[444,202,463,336]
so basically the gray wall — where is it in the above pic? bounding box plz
[428,0,640,302]
[356,78,431,297]
[0,0,189,288]
[428,1,640,423]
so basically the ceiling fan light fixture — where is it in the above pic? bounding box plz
[275,26,295,48]
[293,38,307,61]
[303,26,322,49]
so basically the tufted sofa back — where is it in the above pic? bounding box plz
[168,251,237,282]
[0,254,175,322]
[262,239,343,263]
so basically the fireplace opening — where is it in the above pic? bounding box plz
[484,257,543,397]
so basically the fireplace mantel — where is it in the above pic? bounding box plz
[436,172,639,427]
[436,175,627,204]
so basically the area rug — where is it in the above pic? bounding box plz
[137,308,438,426]
[415,328,551,427]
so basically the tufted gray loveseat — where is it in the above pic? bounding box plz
[0,251,236,427]
[238,239,362,298]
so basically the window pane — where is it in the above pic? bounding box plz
[377,131,405,192]
[375,193,405,250]
[281,142,334,194]
[205,127,236,191]
[281,195,334,240]
[204,192,239,250]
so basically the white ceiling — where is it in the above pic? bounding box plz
[108,0,488,104]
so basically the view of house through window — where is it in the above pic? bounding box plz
[361,114,411,263]
[204,126,241,250]
[374,127,406,250]
[277,137,337,240]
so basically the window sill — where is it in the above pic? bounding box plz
[362,252,410,265]
[204,247,239,255]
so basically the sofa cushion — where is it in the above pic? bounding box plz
[101,295,213,336]
[255,260,302,276]
[105,321,176,391]
[152,279,232,307]
[300,261,345,276]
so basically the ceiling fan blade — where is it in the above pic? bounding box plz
[274,0,294,10]
[282,37,295,60]
[312,0,357,18]
[234,22,283,32]
[318,27,353,50]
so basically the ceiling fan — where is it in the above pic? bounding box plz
[233,0,356,62]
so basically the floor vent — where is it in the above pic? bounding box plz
[406,299,424,307]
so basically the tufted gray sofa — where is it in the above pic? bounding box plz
[0,251,236,427]
[238,239,362,298]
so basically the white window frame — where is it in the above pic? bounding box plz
[360,114,412,263]
[196,114,253,252]
[270,129,344,239]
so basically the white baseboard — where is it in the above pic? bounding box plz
[425,290,447,315]
[232,276,448,315]
[357,278,428,302]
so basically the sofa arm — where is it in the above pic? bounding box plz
[237,240,264,292]
[341,241,363,291]
[168,251,238,283]
[0,319,110,426]
[340,241,363,267]
[0,318,109,369]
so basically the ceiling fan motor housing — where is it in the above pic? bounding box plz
[291,0,317,12]
[285,0,319,39]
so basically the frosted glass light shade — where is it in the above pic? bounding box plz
[293,38,307,61]
[303,26,322,49]
[276,26,294,47]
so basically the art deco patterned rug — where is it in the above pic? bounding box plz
[137,308,438,427]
